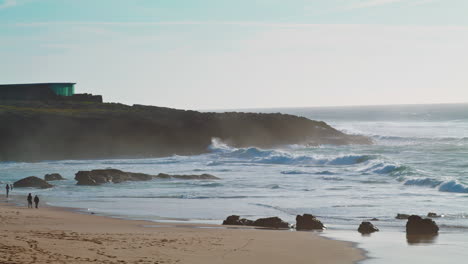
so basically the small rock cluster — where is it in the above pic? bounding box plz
[223,214,325,230]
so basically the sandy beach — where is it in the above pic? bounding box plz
[0,199,364,264]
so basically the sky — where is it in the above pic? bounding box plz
[1,0,467,109]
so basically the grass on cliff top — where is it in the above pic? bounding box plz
[0,101,135,116]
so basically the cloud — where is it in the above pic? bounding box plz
[0,0,17,9]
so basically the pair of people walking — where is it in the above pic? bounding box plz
[27,193,40,208]
[5,184,13,198]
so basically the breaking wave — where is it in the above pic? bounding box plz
[281,170,310,175]
[404,178,443,187]
[208,138,376,166]
[403,178,468,193]
[438,181,468,193]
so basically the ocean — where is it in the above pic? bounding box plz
[2,103,468,263]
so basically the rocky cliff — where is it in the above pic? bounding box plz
[0,101,371,161]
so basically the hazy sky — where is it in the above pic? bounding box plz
[1,0,467,109]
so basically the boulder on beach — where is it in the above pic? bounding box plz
[358,222,379,234]
[396,213,410,219]
[406,215,439,235]
[222,215,288,228]
[74,169,220,185]
[253,217,290,229]
[14,176,53,189]
[44,173,65,181]
[296,214,325,230]
[222,215,254,226]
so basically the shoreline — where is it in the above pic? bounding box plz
[1,197,365,264]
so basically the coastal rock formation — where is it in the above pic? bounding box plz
[295,214,325,230]
[222,215,254,226]
[14,176,53,189]
[75,169,219,185]
[222,215,289,229]
[358,222,379,234]
[427,212,442,218]
[75,169,153,185]
[406,215,439,235]
[0,101,372,162]
[252,217,290,229]
[396,213,410,219]
[44,173,65,181]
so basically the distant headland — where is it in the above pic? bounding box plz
[0,83,371,161]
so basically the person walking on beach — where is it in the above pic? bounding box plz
[5,184,9,198]
[27,193,33,208]
[10,184,13,191]
[34,195,40,209]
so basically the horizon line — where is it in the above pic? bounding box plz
[199,101,468,112]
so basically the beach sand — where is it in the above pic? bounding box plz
[0,200,364,264]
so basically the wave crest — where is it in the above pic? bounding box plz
[438,181,468,193]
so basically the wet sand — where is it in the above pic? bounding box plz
[0,199,364,264]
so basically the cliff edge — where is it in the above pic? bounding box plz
[0,101,371,161]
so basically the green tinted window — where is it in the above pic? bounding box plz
[50,84,75,96]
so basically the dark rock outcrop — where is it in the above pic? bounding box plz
[396,213,410,219]
[222,215,254,226]
[75,169,219,185]
[222,215,289,229]
[358,222,379,234]
[296,214,325,230]
[427,212,441,218]
[252,217,289,229]
[0,101,372,162]
[406,215,439,235]
[75,169,153,185]
[44,173,65,181]
[14,176,53,189]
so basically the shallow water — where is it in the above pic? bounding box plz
[1,103,468,262]
[324,229,468,264]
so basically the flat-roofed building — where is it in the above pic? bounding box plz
[0,83,102,102]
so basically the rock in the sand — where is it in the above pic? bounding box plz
[358,222,379,234]
[406,215,439,235]
[155,173,220,180]
[44,173,65,181]
[14,176,53,189]
[252,217,290,229]
[396,213,410,219]
[222,215,254,226]
[296,214,325,230]
[74,169,220,185]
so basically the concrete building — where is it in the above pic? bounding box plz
[0,83,102,102]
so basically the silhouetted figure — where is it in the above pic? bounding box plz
[5,184,9,198]
[27,193,33,208]
[34,195,39,209]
